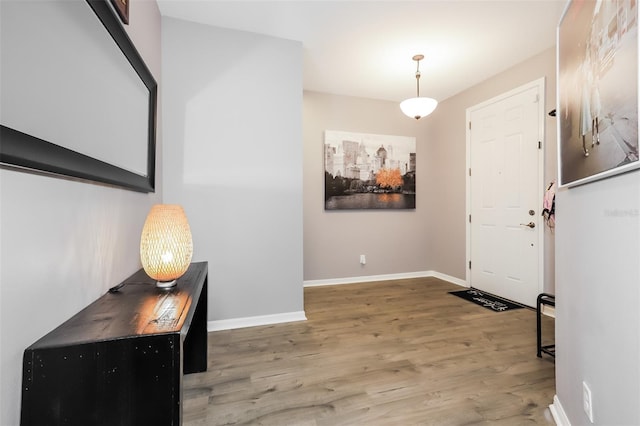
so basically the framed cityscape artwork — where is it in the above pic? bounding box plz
[324,130,416,210]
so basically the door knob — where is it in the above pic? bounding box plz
[520,222,536,229]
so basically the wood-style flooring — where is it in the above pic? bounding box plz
[183,278,556,425]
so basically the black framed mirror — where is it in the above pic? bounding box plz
[0,0,157,193]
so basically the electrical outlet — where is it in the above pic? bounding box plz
[360,254,366,265]
[583,381,594,423]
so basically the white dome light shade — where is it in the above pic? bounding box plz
[400,97,438,120]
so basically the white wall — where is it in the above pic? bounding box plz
[162,17,304,322]
[0,1,162,425]
[555,170,640,425]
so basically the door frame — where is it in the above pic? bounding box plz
[465,77,546,301]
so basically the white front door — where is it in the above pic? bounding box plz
[466,79,544,307]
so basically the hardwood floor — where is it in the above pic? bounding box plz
[183,278,556,425]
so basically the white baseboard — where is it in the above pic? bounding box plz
[303,270,467,288]
[208,311,307,332]
[550,394,571,426]
[428,271,468,287]
[209,272,466,332]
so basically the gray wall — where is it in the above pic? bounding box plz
[555,171,640,424]
[0,1,162,424]
[305,47,557,294]
[426,47,558,292]
[162,17,304,322]
[303,92,432,281]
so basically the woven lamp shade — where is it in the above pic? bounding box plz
[140,204,193,287]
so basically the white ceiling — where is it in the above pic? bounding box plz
[156,0,567,103]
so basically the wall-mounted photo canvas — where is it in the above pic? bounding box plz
[324,130,416,210]
[558,0,639,187]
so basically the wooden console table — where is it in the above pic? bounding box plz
[20,262,208,426]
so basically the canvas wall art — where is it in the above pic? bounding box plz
[558,0,639,187]
[324,130,416,210]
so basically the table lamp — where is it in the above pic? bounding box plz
[140,204,193,288]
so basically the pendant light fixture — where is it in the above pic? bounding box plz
[400,54,438,120]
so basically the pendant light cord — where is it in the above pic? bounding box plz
[415,59,421,97]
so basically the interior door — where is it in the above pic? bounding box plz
[467,79,544,307]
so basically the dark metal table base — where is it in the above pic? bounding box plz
[536,292,555,359]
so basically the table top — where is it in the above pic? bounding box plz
[27,262,208,349]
